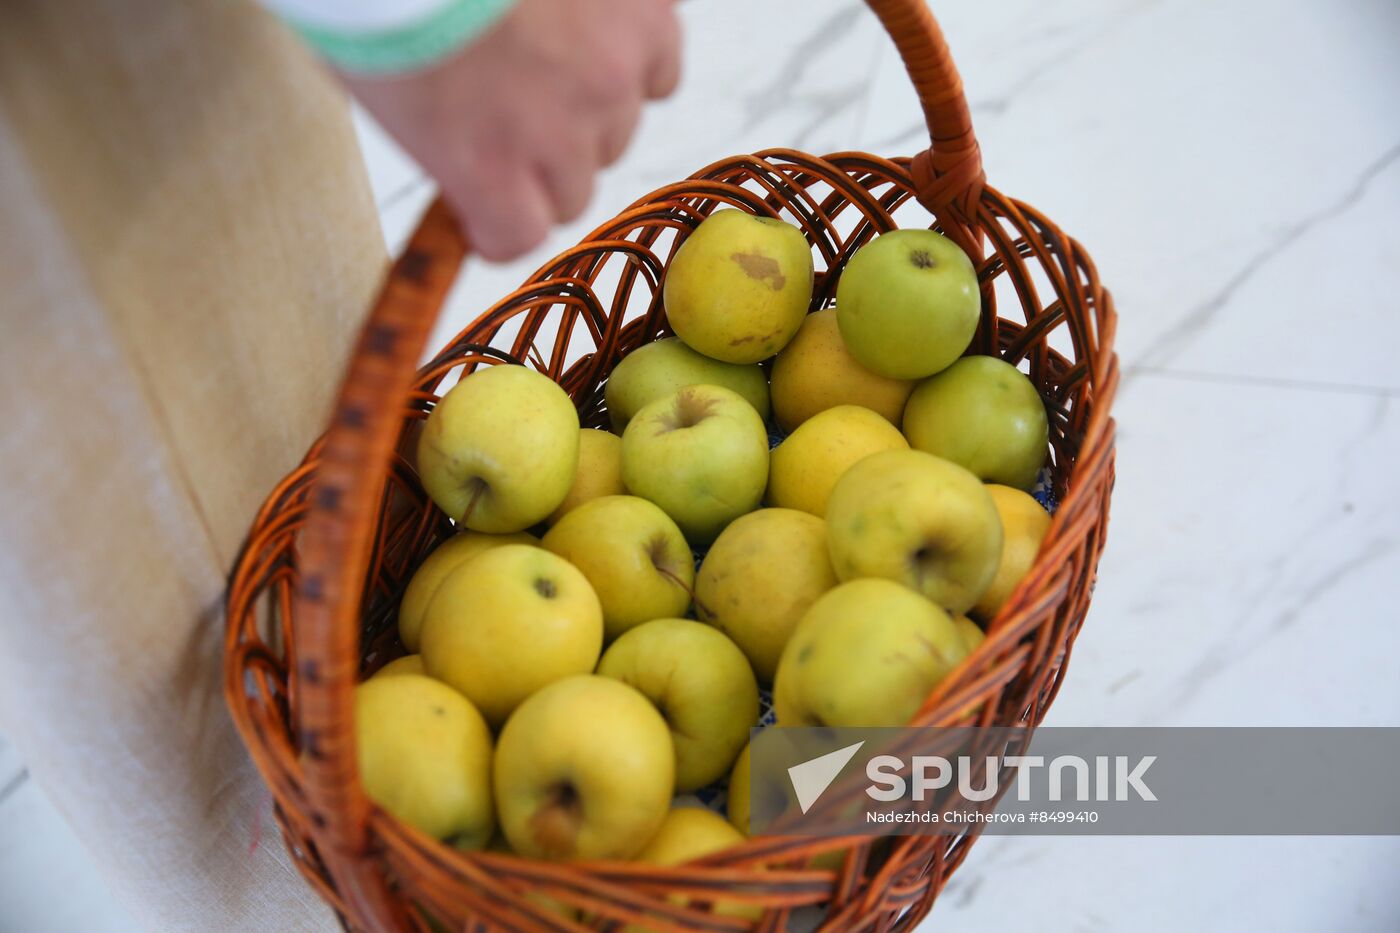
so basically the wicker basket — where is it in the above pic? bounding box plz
[224,1,1118,929]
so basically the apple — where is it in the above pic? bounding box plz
[835,229,980,380]
[767,405,908,517]
[354,674,494,846]
[547,428,626,525]
[725,741,842,849]
[370,654,425,679]
[953,615,985,654]
[773,579,968,727]
[621,384,769,545]
[769,308,914,431]
[635,805,746,864]
[542,495,695,640]
[398,530,537,651]
[695,508,837,683]
[481,836,582,920]
[597,618,758,792]
[824,449,1003,615]
[604,336,770,432]
[494,675,673,860]
[627,807,757,928]
[902,355,1049,491]
[971,484,1052,620]
[663,210,814,364]
[417,364,580,532]
[726,744,751,835]
[420,544,602,726]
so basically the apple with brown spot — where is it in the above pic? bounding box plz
[663,209,814,364]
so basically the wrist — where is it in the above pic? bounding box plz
[273,0,517,76]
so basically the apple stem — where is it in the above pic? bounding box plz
[459,477,488,527]
[655,564,713,619]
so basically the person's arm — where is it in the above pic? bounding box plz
[264,0,681,261]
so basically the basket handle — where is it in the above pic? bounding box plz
[288,1,980,924]
[864,0,985,242]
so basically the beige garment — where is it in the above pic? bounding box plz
[0,1,387,929]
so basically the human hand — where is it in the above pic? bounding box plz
[343,0,681,261]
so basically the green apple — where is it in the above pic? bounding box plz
[767,405,908,517]
[971,484,1052,620]
[953,614,985,654]
[547,428,626,525]
[355,674,494,846]
[621,384,769,544]
[695,508,837,683]
[370,654,425,679]
[417,364,580,531]
[398,530,537,651]
[663,210,814,364]
[542,495,695,640]
[773,579,968,727]
[835,229,980,380]
[902,355,1049,491]
[420,545,602,726]
[770,308,914,431]
[494,675,673,860]
[604,336,770,432]
[597,618,758,792]
[824,449,1003,615]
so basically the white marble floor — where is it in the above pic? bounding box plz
[3,0,1398,930]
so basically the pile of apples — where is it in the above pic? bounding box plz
[354,209,1053,882]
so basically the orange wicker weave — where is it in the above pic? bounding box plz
[224,1,1118,929]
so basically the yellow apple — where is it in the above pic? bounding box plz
[695,509,837,683]
[663,210,814,364]
[953,615,985,654]
[397,530,537,651]
[971,484,1052,620]
[726,744,751,835]
[635,806,745,864]
[354,674,494,846]
[482,835,582,921]
[494,675,673,860]
[371,654,425,679]
[542,495,695,640]
[767,405,908,517]
[773,579,968,727]
[725,740,817,841]
[597,618,758,792]
[769,308,914,431]
[420,545,602,726]
[604,336,770,431]
[902,355,1049,491]
[835,229,980,380]
[546,428,625,525]
[628,807,757,928]
[417,364,579,531]
[825,449,1003,615]
[621,385,769,545]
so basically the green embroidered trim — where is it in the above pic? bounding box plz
[289,0,516,75]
